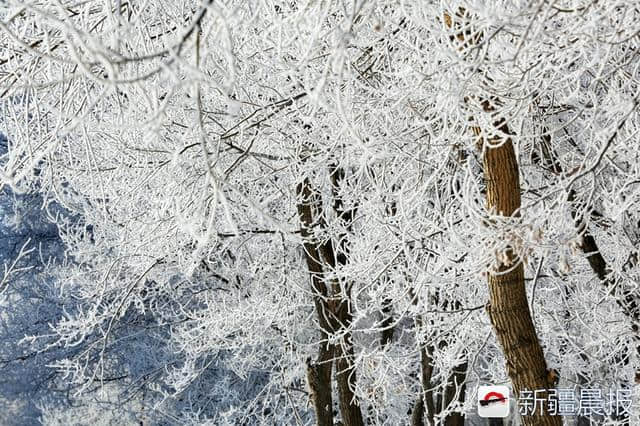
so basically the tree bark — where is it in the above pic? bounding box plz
[411,396,425,426]
[479,131,561,426]
[297,178,335,426]
[442,11,560,424]
[335,338,364,426]
[306,350,335,426]
[410,334,436,426]
[296,165,365,426]
[329,164,365,426]
[443,361,468,426]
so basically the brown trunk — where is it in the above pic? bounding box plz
[411,338,436,426]
[329,164,365,426]
[443,361,467,426]
[480,135,560,426]
[297,178,335,426]
[296,178,334,335]
[306,349,335,426]
[443,11,559,424]
[297,165,365,426]
[411,396,425,426]
[335,336,364,426]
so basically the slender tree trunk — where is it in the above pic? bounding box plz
[574,206,640,339]
[329,164,365,426]
[420,345,436,425]
[411,330,436,426]
[296,165,365,426]
[443,361,468,426]
[335,335,364,426]
[380,297,395,347]
[408,297,437,426]
[297,178,335,426]
[306,347,335,426]
[438,297,469,426]
[571,204,634,426]
[387,177,469,424]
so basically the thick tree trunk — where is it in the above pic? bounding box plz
[442,11,560,423]
[480,134,561,426]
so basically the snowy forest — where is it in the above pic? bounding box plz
[1,1,640,425]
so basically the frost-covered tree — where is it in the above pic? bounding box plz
[2,1,640,425]
[0,132,148,424]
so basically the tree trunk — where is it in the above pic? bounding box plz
[571,205,633,426]
[297,178,335,426]
[329,164,365,426]
[411,396,425,426]
[442,11,560,423]
[480,134,561,426]
[443,361,468,426]
[407,286,437,426]
[437,296,469,426]
[306,349,335,426]
[420,344,436,425]
[335,336,364,426]
[410,340,436,426]
[296,165,365,426]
